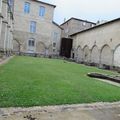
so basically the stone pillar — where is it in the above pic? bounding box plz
[2,21,8,55]
[0,0,2,13]
[98,49,102,68]
[45,48,48,56]
[0,0,3,53]
[89,49,92,64]
[0,0,3,38]
[0,15,3,42]
[6,25,10,55]
[110,49,114,69]
[2,0,8,56]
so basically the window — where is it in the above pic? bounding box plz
[24,2,30,14]
[28,39,35,47]
[83,22,86,26]
[39,6,45,17]
[53,32,58,41]
[53,42,56,47]
[8,0,13,6]
[92,24,95,27]
[30,21,36,33]
[53,49,56,52]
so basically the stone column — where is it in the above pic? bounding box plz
[0,15,3,42]
[45,48,48,56]
[89,49,92,64]
[6,25,10,55]
[0,0,3,52]
[110,49,114,69]
[2,0,8,56]
[2,21,8,55]
[98,49,102,68]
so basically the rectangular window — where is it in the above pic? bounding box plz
[53,42,56,47]
[30,21,36,33]
[8,0,13,6]
[53,32,58,41]
[24,2,30,14]
[83,22,86,26]
[28,39,35,47]
[39,6,45,17]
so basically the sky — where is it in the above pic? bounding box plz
[41,0,120,24]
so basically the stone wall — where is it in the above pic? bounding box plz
[61,18,95,38]
[13,0,62,56]
[0,0,14,56]
[72,19,120,68]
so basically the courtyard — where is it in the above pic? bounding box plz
[0,56,120,108]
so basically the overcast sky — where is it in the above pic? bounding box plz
[42,0,120,24]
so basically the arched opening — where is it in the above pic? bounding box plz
[36,41,46,54]
[114,45,120,67]
[91,45,99,64]
[76,46,83,62]
[101,45,112,66]
[83,45,90,63]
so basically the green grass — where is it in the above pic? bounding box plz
[0,56,120,107]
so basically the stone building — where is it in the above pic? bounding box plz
[60,17,95,58]
[71,18,120,69]
[13,0,62,56]
[0,0,14,56]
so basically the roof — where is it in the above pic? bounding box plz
[61,17,96,26]
[32,0,56,8]
[52,21,63,30]
[70,18,120,37]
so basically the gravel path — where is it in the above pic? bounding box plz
[0,56,14,66]
[0,102,120,120]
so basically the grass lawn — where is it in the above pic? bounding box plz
[0,56,120,107]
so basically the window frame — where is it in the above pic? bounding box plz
[30,21,36,33]
[39,6,45,17]
[53,32,58,41]
[24,2,30,14]
[83,22,86,26]
[28,39,35,47]
[53,42,56,48]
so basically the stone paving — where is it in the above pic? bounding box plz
[0,102,120,120]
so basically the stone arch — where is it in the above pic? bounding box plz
[76,45,83,62]
[114,44,120,67]
[83,45,90,63]
[36,41,46,54]
[91,45,99,64]
[101,44,112,65]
